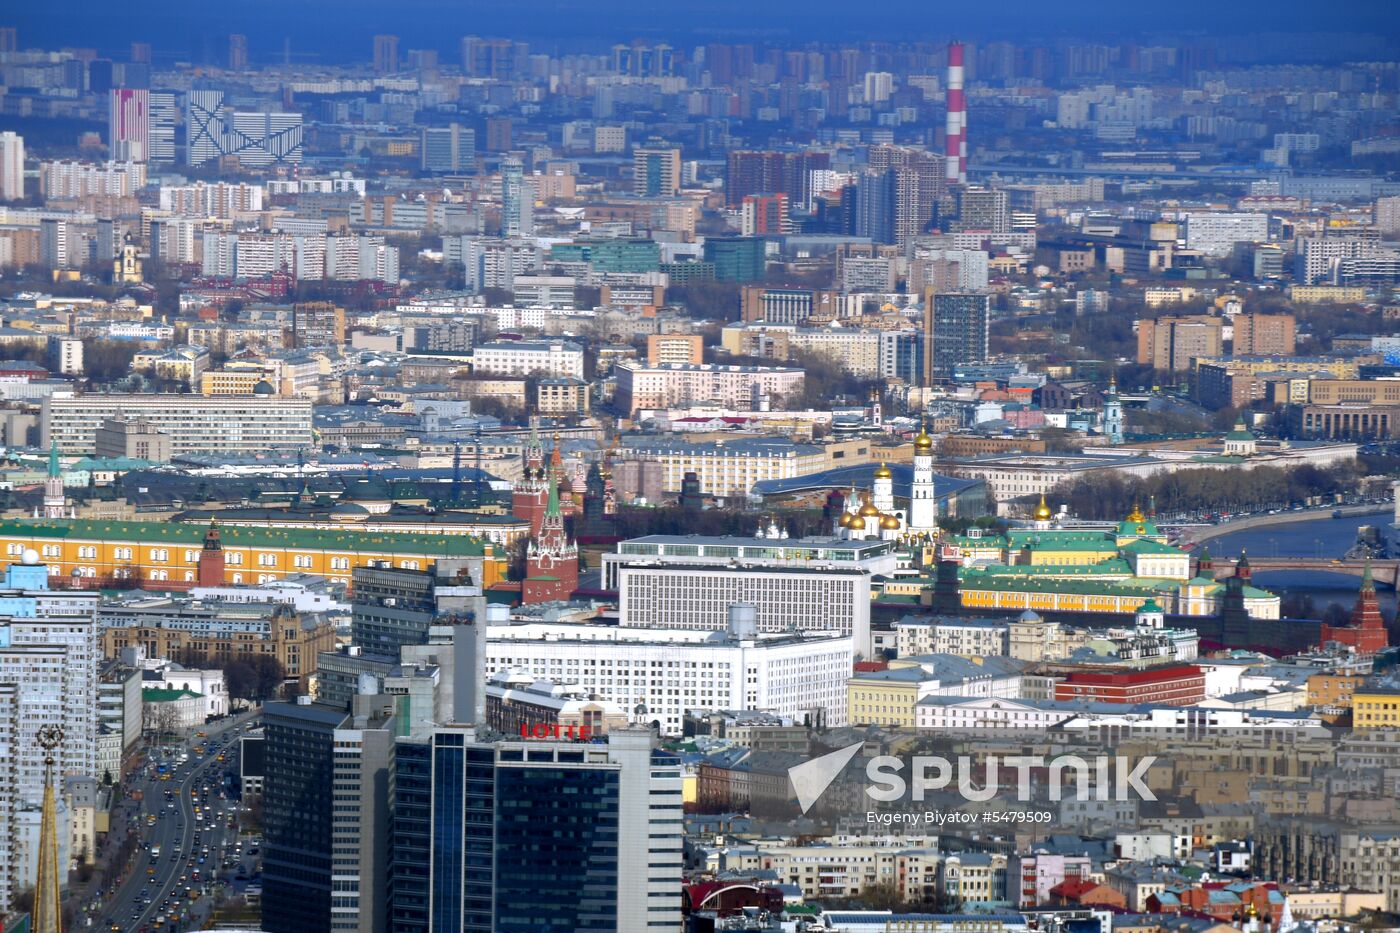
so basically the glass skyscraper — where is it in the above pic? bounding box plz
[390,728,681,933]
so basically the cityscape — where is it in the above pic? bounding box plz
[1,3,1400,933]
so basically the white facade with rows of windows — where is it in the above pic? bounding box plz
[485,623,851,736]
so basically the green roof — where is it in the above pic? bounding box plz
[142,687,203,702]
[1225,423,1255,440]
[945,534,1008,547]
[964,558,1134,578]
[1006,530,1111,545]
[1120,539,1186,556]
[0,518,492,557]
[1018,539,1119,552]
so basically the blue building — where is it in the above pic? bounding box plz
[390,728,682,933]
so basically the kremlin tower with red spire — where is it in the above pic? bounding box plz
[522,469,579,604]
[511,423,550,537]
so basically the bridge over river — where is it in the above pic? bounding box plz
[1206,557,1397,589]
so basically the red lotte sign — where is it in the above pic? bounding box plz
[519,723,594,740]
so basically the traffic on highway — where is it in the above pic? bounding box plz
[91,710,262,933]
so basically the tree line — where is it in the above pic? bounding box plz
[1045,463,1356,520]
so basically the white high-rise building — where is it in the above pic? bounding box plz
[1375,196,1400,236]
[201,232,237,278]
[148,92,178,163]
[109,88,150,162]
[0,557,100,911]
[0,132,24,201]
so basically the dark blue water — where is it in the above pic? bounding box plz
[1201,510,1390,613]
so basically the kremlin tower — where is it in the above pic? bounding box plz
[1319,560,1390,656]
[511,424,550,537]
[522,470,579,604]
[38,441,72,519]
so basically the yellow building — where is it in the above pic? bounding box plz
[100,603,336,690]
[0,518,506,590]
[1305,672,1366,710]
[847,665,925,727]
[1352,686,1400,730]
[1287,285,1367,304]
[201,369,274,396]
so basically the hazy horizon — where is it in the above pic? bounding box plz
[8,0,1400,64]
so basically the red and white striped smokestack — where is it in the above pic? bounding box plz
[945,41,967,185]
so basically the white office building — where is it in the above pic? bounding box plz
[471,340,584,379]
[43,393,314,455]
[606,535,895,656]
[1183,212,1270,257]
[486,619,852,735]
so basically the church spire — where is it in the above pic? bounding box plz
[48,440,60,478]
[34,725,64,933]
[546,466,561,518]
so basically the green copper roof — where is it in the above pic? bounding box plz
[0,518,492,557]
[48,441,60,479]
[142,687,203,701]
[1120,539,1185,556]
[964,558,1134,578]
[545,469,561,518]
[1225,422,1256,441]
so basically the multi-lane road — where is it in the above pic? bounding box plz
[96,711,259,933]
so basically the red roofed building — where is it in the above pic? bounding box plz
[1054,664,1205,706]
[682,881,784,916]
[1049,879,1127,909]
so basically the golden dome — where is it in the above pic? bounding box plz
[913,430,933,450]
[874,462,892,479]
[1126,503,1145,523]
[859,499,881,518]
[880,514,901,530]
[838,512,854,528]
[1033,494,1053,522]
[849,515,867,531]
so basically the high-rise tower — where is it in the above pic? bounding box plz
[945,42,968,186]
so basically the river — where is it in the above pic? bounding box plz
[1199,509,1392,614]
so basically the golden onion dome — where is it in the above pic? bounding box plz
[849,515,867,531]
[1126,503,1145,523]
[1033,494,1053,522]
[838,512,854,528]
[913,422,933,450]
[874,462,892,479]
[880,514,901,530]
[859,500,881,518]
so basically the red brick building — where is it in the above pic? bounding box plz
[1054,664,1205,706]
